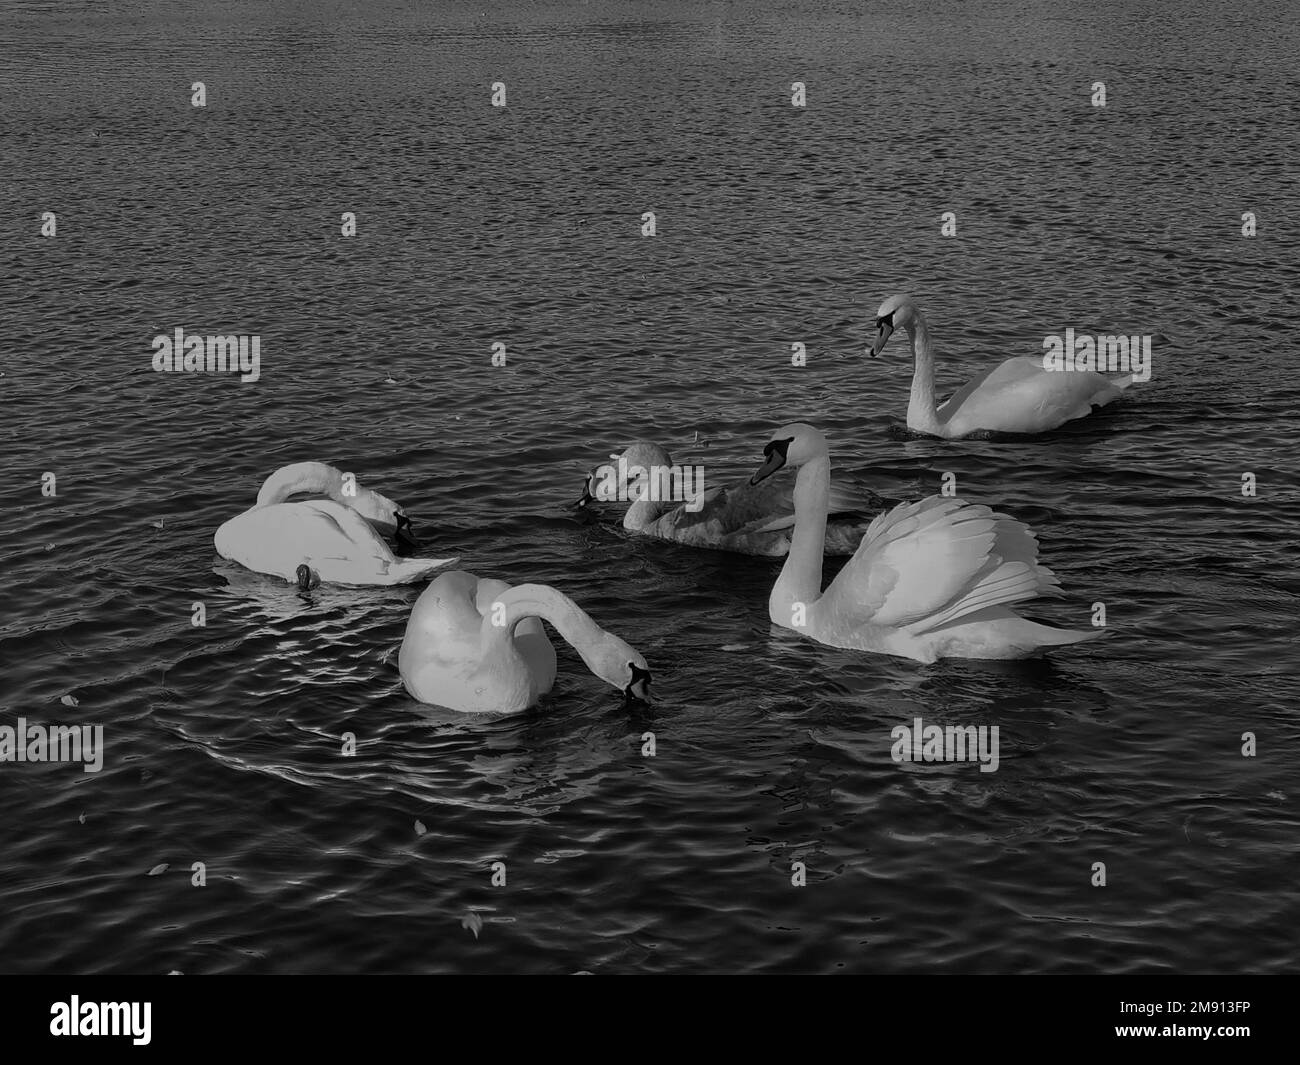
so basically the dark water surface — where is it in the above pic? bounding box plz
[2,0,1298,973]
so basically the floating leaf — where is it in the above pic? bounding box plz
[60,694,79,707]
[147,863,169,876]
[414,820,427,836]
[77,812,85,825]
[461,911,483,939]
[151,519,164,529]
[45,543,55,551]
[168,971,182,976]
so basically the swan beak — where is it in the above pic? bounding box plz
[575,479,595,509]
[750,450,786,486]
[870,320,894,357]
[295,564,320,592]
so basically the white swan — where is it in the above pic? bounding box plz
[398,570,651,714]
[214,462,457,588]
[870,294,1136,437]
[751,423,1105,662]
[577,441,885,557]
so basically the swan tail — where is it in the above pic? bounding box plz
[997,616,1109,655]
[925,608,1108,659]
[382,556,461,585]
[1019,621,1108,648]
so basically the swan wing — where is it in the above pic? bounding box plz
[818,498,993,627]
[299,500,397,560]
[901,507,1065,635]
[941,356,1131,434]
[935,360,1018,421]
[298,502,459,583]
[665,469,876,538]
[651,483,764,537]
[741,474,880,535]
[819,496,1060,631]
[215,501,389,578]
[826,474,883,516]
[216,501,455,585]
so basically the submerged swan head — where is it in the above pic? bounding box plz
[750,423,828,485]
[869,293,919,357]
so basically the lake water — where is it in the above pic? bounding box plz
[2,0,1298,973]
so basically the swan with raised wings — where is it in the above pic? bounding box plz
[398,570,651,713]
[214,461,457,588]
[751,424,1104,661]
[870,294,1136,437]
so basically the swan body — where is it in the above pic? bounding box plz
[579,442,884,557]
[398,570,651,714]
[751,424,1105,662]
[214,462,457,586]
[871,295,1136,437]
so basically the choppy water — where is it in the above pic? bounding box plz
[2,0,1299,974]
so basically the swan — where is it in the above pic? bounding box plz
[398,570,651,714]
[577,441,885,557]
[870,294,1136,437]
[751,423,1105,662]
[214,462,457,588]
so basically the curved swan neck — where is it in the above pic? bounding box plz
[256,462,346,507]
[777,455,829,606]
[617,449,678,529]
[482,583,605,663]
[905,309,943,433]
[624,496,672,529]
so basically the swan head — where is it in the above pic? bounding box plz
[351,489,420,549]
[584,634,652,701]
[350,485,405,528]
[577,441,674,508]
[869,294,916,356]
[750,423,827,484]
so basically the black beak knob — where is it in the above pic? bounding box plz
[394,512,418,552]
[624,663,652,700]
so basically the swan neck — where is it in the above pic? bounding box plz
[256,462,345,507]
[779,455,828,605]
[625,496,672,529]
[483,584,605,663]
[906,312,942,432]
